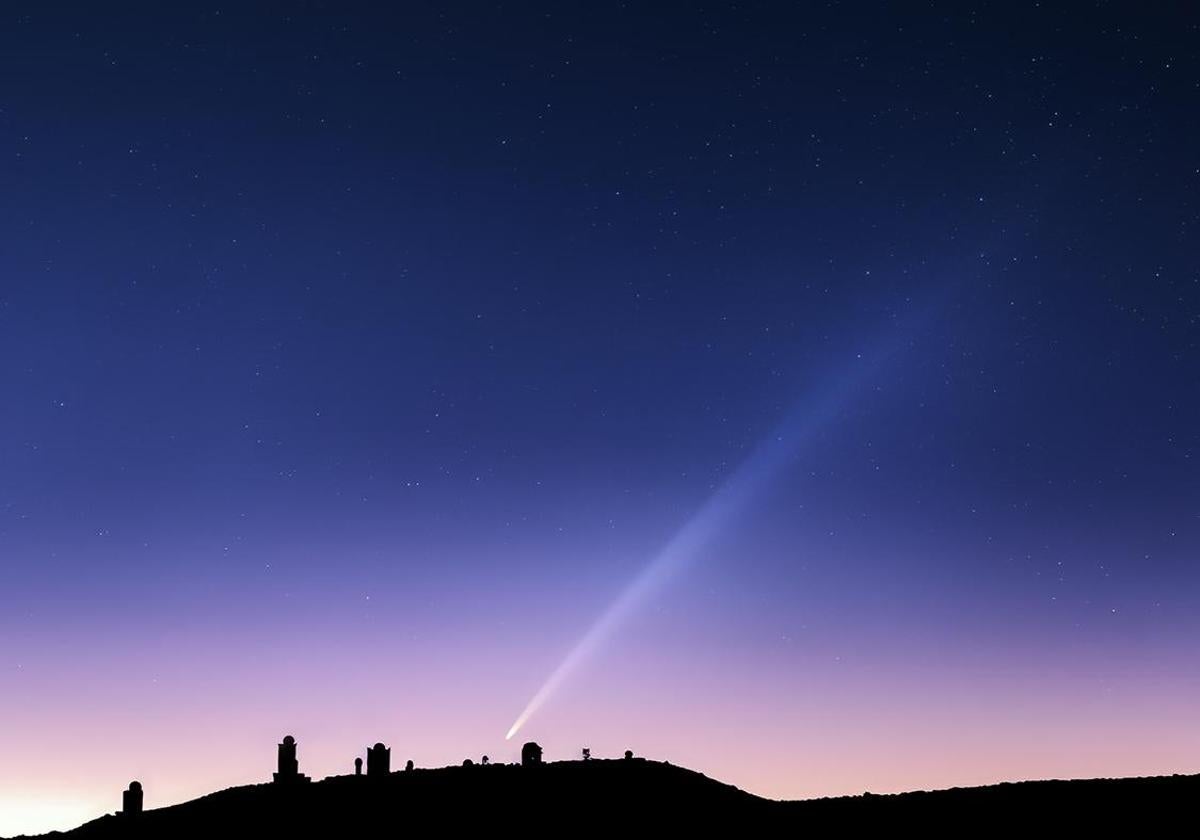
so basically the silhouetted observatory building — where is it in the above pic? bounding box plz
[367,742,391,777]
[273,735,311,783]
[121,781,142,816]
[521,742,543,766]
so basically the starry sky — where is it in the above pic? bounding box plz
[2,2,1199,834]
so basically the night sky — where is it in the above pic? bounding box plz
[3,3,1199,833]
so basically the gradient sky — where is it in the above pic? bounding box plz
[3,2,1200,835]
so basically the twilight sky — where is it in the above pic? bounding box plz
[2,2,1199,834]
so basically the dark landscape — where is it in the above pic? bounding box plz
[15,741,1196,837]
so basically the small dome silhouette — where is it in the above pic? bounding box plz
[374,742,386,750]
[283,735,295,745]
[128,781,142,790]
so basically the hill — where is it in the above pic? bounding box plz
[14,759,1199,836]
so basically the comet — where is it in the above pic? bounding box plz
[505,310,926,741]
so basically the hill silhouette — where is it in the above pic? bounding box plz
[11,750,1199,837]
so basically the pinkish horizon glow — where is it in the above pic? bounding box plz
[4,629,1200,835]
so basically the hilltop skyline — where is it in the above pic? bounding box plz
[15,735,1200,837]
[3,3,1199,835]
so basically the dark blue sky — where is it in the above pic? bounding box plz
[2,3,1198,832]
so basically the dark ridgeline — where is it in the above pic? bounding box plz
[14,737,1200,838]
